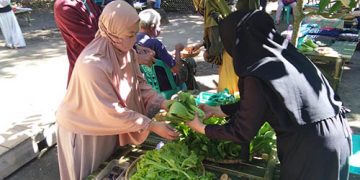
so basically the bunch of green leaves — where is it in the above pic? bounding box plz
[166,92,205,124]
[175,118,277,161]
[174,116,243,161]
[131,141,214,180]
[250,122,276,158]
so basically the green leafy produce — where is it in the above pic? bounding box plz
[175,117,276,162]
[175,117,243,161]
[298,43,314,52]
[166,92,205,123]
[250,122,276,159]
[303,38,318,48]
[131,141,214,180]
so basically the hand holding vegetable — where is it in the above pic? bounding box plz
[165,92,205,124]
[161,100,175,111]
[149,121,179,140]
[186,113,206,134]
[199,104,227,118]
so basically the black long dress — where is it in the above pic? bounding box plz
[205,76,351,180]
[204,10,352,180]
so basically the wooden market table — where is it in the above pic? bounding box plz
[87,134,279,180]
[14,7,32,26]
[302,40,358,91]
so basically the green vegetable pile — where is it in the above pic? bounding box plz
[298,38,318,53]
[131,141,214,180]
[175,118,276,161]
[250,122,276,158]
[175,117,243,161]
[166,92,205,123]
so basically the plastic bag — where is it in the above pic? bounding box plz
[217,51,239,95]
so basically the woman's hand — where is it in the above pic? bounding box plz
[186,113,206,134]
[199,104,227,118]
[188,42,203,53]
[136,46,156,67]
[149,121,179,140]
[160,100,175,111]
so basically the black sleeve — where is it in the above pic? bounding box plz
[220,102,240,116]
[205,76,268,143]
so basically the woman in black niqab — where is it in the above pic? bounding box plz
[187,10,352,180]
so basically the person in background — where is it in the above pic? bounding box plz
[191,0,239,95]
[187,10,351,180]
[54,0,155,86]
[0,0,26,49]
[54,0,102,85]
[275,0,296,25]
[56,2,179,179]
[137,9,199,90]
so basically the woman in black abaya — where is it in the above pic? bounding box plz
[187,10,352,180]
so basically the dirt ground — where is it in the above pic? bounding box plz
[0,6,359,130]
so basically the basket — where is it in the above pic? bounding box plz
[125,155,205,180]
[95,159,130,180]
[181,47,201,59]
[205,157,244,164]
[124,155,142,180]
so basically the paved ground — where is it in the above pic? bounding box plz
[0,2,360,179]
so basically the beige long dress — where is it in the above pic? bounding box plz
[56,1,165,179]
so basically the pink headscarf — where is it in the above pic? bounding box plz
[56,1,165,146]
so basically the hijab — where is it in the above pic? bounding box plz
[219,10,276,75]
[219,10,342,125]
[193,0,231,28]
[56,1,165,145]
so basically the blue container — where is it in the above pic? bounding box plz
[350,134,360,175]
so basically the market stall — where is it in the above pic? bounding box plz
[87,91,279,180]
[297,16,359,91]
[87,133,279,180]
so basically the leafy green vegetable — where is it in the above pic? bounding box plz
[250,122,276,158]
[131,141,214,180]
[174,116,244,161]
[166,92,205,123]
[175,117,277,162]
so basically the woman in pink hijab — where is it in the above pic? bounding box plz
[55,1,179,179]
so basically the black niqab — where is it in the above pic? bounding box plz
[218,10,342,125]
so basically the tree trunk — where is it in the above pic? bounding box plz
[291,0,305,46]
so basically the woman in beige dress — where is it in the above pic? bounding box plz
[55,1,179,179]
